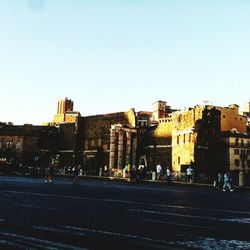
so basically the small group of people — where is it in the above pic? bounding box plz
[156,163,171,183]
[44,163,82,184]
[215,171,234,192]
[126,164,147,182]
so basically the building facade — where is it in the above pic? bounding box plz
[80,109,138,174]
[109,124,137,170]
[2,97,249,180]
[220,130,250,172]
[0,124,58,171]
[151,100,177,122]
[158,104,247,176]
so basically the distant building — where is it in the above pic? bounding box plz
[80,109,138,174]
[220,129,250,173]
[136,111,151,128]
[151,100,177,122]
[3,97,247,179]
[241,101,250,117]
[53,97,81,124]
[155,104,247,175]
[52,99,140,174]
[171,105,221,174]
[219,104,246,133]
[0,123,58,169]
[240,101,250,129]
[142,125,172,171]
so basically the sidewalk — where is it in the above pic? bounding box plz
[2,171,250,191]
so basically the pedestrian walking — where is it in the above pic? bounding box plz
[223,172,234,192]
[44,166,50,182]
[156,163,162,180]
[215,172,224,190]
[138,164,145,180]
[186,165,193,183]
[130,165,137,182]
[73,164,81,185]
[166,167,171,183]
[45,164,54,183]
[104,165,108,176]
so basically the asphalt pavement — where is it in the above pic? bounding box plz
[1,176,250,249]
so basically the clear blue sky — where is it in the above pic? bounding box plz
[0,0,250,125]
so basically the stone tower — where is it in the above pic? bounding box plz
[57,97,74,115]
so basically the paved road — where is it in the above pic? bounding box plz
[0,176,250,249]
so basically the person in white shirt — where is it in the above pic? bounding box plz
[156,164,162,180]
[166,167,171,183]
[186,166,193,183]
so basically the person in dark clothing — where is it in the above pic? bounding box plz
[130,165,137,183]
[73,164,81,184]
[166,167,171,184]
[45,164,54,183]
[215,172,224,190]
[44,166,50,182]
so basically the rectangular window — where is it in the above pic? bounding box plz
[6,142,12,149]
[241,150,246,155]
[235,159,240,167]
[177,135,180,144]
[85,140,88,150]
[242,160,245,168]
[103,144,108,151]
[98,138,102,147]
[234,149,239,155]
[183,134,186,144]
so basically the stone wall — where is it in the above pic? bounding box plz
[0,125,58,166]
[143,126,172,170]
[79,111,136,173]
[81,112,131,149]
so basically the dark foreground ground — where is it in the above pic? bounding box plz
[1,176,250,249]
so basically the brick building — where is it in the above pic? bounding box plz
[53,97,81,124]
[80,109,138,174]
[0,123,58,171]
[167,104,247,176]
[52,101,140,174]
[2,97,248,180]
